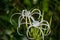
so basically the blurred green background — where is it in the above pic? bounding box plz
[0,0,60,40]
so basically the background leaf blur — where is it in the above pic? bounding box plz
[0,0,60,40]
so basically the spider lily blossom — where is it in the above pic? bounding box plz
[10,9,51,40]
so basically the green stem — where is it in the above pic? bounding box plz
[26,16,28,28]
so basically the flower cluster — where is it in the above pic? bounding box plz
[10,9,51,40]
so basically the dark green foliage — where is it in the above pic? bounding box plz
[0,0,60,40]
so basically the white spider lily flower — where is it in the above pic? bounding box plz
[10,9,51,40]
